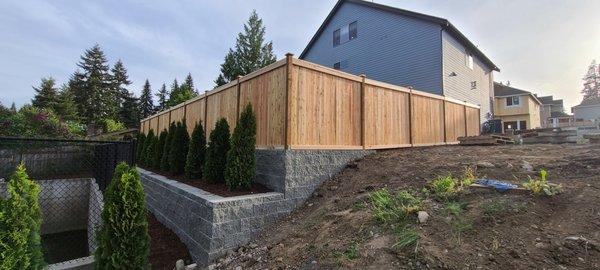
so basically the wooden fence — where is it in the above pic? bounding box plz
[140,54,480,150]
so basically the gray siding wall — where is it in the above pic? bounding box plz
[573,105,600,121]
[302,1,443,95]
[442,31,493,122]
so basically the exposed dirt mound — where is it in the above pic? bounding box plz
[212,144,600,269]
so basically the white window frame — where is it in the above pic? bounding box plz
[466,53,474,70]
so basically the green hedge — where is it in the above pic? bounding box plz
[142,130,156,167]
[95,163,149,269]
[204,118,230,184]
[160,123,176,171]
[136,133,146,165]
[168,121,189,175]
[0,164,44,270]
[185,121,206,179]
[225,104,257,190]
[153,130,167,169]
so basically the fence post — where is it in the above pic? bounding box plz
[204,94,208,138]
[284,53,293,150]
[463,102,468,136]
[236,75,242,122]
[442,99,447,144]
[408,89,413,146]
[360,74,366,149]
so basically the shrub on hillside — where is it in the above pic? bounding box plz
[225,104,257,190]
[0,164,44,270]
[160,123,176,171]
[136,133,146,165]
[95,163,149,269]
[0,105,79,138]
[205,118,230,184]
[168,121,190,175]
[185,121,207,179]
[143,130,156,168]
[153,130,167,169]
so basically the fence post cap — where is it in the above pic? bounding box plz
[285,52,294,57]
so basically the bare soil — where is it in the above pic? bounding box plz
[141,168,271,197]
[214,144,600,269]
[148,212,192,270]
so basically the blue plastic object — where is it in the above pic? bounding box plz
[474,179,519,192]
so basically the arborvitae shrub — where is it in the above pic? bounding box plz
[160,123,176,171]
[225,104,257,190]
[185,121,206,179]
[153,130,167,169]
[168,121,190,175]
[0,164,44,270]
[95,163,149,269]
[143,130,156,167]
[136,133,146,165]
[204,118,230,184]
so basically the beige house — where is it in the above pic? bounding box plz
[493,82,541,131]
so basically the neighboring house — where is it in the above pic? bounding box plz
[572,98,600,122]
[537,95,571,127]
[493,83,541,131]
[300,0,499,123]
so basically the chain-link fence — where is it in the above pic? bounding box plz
[0,137,135,264]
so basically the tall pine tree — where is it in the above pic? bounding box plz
[55,84,80,121]
[118,91,140,128]
[214,10,276,86]
[155,83,168,111]
[166,79,179,107]
[139,79,154,119]
[32,77,58,111]
[110,59,132,115]
[582,60,600,101]
[183,73,197,95]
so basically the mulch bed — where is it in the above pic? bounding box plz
[142,167,272,197]
[148,212,192,270]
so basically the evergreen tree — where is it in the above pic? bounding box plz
[185,121,206,179]
[582,60,600,101]
[68,70,88,121]
[143,130,156,167]
[118,91,140,128]
[166,79,179,107]
[136,133,146,164]
[0,164,44,270]
[95,163,149,269]
[32,77,58,111]
[214,10,276,86]
[74,44,114,124]
[153,130,167,169]
[55,84,80,122]
[10,102,17,113]
[166,78,195,107]
[160,123,176,171]
[204,118,230,184]
[168,121,189,175]
[139,79,154,119]
[110,59,132,106]
[155,84,168,111]
[183,73,198,95]
[225,104,257,190]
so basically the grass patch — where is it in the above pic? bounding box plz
[451,215,474,246]
[429,167,477,200]
[370,189,422,225]
[333,242,359,260]
[393,226,420,252]
[444,201,467,216]
[482,200,507,216]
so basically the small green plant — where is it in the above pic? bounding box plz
[205,118,231,184]
[160,123,176,171]
[168,121,190,175]
[523,169,562,196]
[393,226,420,252]
[153,130,167,169]
[225,104,257,190]
[444,201,466,216]
[370,189,422,225]
[461,166,476,187]
[95,163,150,269]
[482,201,507,216]
[343,242,359,260]
[430,174,459,199]
[142,129,156,167]
[451,215,474,246]
[0,164,44,270]
[136,132,146,164]
[185,121,207,179]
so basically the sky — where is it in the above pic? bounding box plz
[1,0,599,111]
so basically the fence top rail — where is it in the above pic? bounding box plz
[0,136,133,144]
[291,58,363,82]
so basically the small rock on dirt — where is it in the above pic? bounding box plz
[175,259,185,270]
[477,161,495,168]
[522,161,533,172]
[418,211,429,224]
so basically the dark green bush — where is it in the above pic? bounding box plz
[95,163,149,269]
[153,129,167,169]
[160,123,176,171]
[136,133,146,165]
[142,130,156,167]
[205,118,230,184]
[168,121,190,175]
[225,104,257,190]
[185,121,206,179]
[0,164,44,270]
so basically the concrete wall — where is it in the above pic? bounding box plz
[140,149,373,266]
[87,180,103,253]
[573,104,600,121]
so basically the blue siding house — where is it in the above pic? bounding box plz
[300,0,500,122]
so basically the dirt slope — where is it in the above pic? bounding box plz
[212,144,600,269]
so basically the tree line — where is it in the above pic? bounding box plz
[1,10,275,138]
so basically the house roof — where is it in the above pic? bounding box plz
[537,95,564,106]
[573,97,600,107]
[299,0,500,71]
[494,82,541,104]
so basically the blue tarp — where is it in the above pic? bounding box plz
[474,179,519,192]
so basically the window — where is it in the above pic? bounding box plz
[333,60,349,70]
[519,121,527,130]
[333,21,357,46]
[466,53,473,69]
[470,81,477,90]
[333,62,340,70]
[506,96,520,106]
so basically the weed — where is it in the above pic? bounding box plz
[431,174,459,199]
[343,243,359,260]
[482,201,506,216]
[393,226,420,252]
[451,215,474,246]
[444,201,466,216]
[370,188,422,225]
[353,200,366,211]
[523,169,562,196]
[461,166,476,187]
